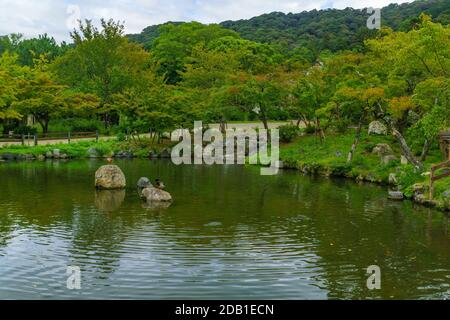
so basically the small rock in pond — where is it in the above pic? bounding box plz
[137,177,152,189]
[141,187,172,202]
[388,191,404,200]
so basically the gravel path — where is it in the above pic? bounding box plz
[0,121,299,147]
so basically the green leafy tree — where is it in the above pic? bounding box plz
[151,22,239,83]
[13,57,98,133]
[53,19,151,127]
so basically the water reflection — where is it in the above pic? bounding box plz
[141,201,172,210]
[95,190,126,213]
[0,160,448,299]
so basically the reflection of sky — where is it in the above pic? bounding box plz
[0,0,413,42]
[0,217,329,299]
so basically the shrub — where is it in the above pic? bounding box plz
[13,125,37,135]
[116,132,126,142]
[397,164,424,192]
[334,120,350,133]
[55,118,103,132]
[304,124,316,134]
[279,124,300,143]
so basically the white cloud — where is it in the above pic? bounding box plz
[0,0,413,42]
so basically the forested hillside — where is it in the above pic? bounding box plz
[128,0,449,52]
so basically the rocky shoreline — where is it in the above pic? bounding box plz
[1,144,449,212]
[278,160,450,212]
[0,147,173,161]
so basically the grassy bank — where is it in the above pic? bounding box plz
[1,130,449,210]
[0,137,175,159]
[279,132,450,210]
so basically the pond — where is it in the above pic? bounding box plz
[0,159,448,299]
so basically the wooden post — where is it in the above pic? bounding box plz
[448,141,450,161]
[429,160,450,200]
[96,130,99,143]
[21,134,25,146]
[68,131,71,144]
[34,134,38,146]
[429,170,434,200]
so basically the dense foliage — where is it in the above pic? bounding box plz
[0,0,449,172]
[129,0,449,55]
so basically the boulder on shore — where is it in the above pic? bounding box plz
[381,155,397,165]
[87,148,100,158]
[53,149,60,158]
[368,121,387,135]
[141,187,172,202]
[95,165,126,189]
[159,148,171,158]
[388,173,398,185]
[372,143,393,156]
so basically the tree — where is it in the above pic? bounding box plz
[409,77,450,161]
[53,19,151,127]
[292,66,331,141]
[217,73,286,132]
[13,57,98,134]
[0,53,23,129]
[151,22,239,83]
[365,16,450,168]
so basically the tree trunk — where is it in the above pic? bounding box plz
[36,116,49,135]
[260,111,269,131]
[420,138,432,162]
[392,127,423,169]
[347,115,364,163]
[377,102,423,170]
[316,118,325,143]
[219,117,227,134]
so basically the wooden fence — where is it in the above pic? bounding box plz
[429,160,450,200]
[0,131,99,145]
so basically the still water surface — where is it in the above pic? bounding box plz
[0,160,448,299]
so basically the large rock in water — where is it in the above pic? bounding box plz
[141,187,172,202]
[95,165,126,189]
[368,121,387,135]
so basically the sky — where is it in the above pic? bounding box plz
[0,0,413,42]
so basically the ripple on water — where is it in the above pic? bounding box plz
[0,160,448,299]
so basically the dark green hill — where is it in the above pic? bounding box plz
[128,0,449,52]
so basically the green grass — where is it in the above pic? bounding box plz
[0,137,175,159]
[279,132,400,181]
[278,131,449,209]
